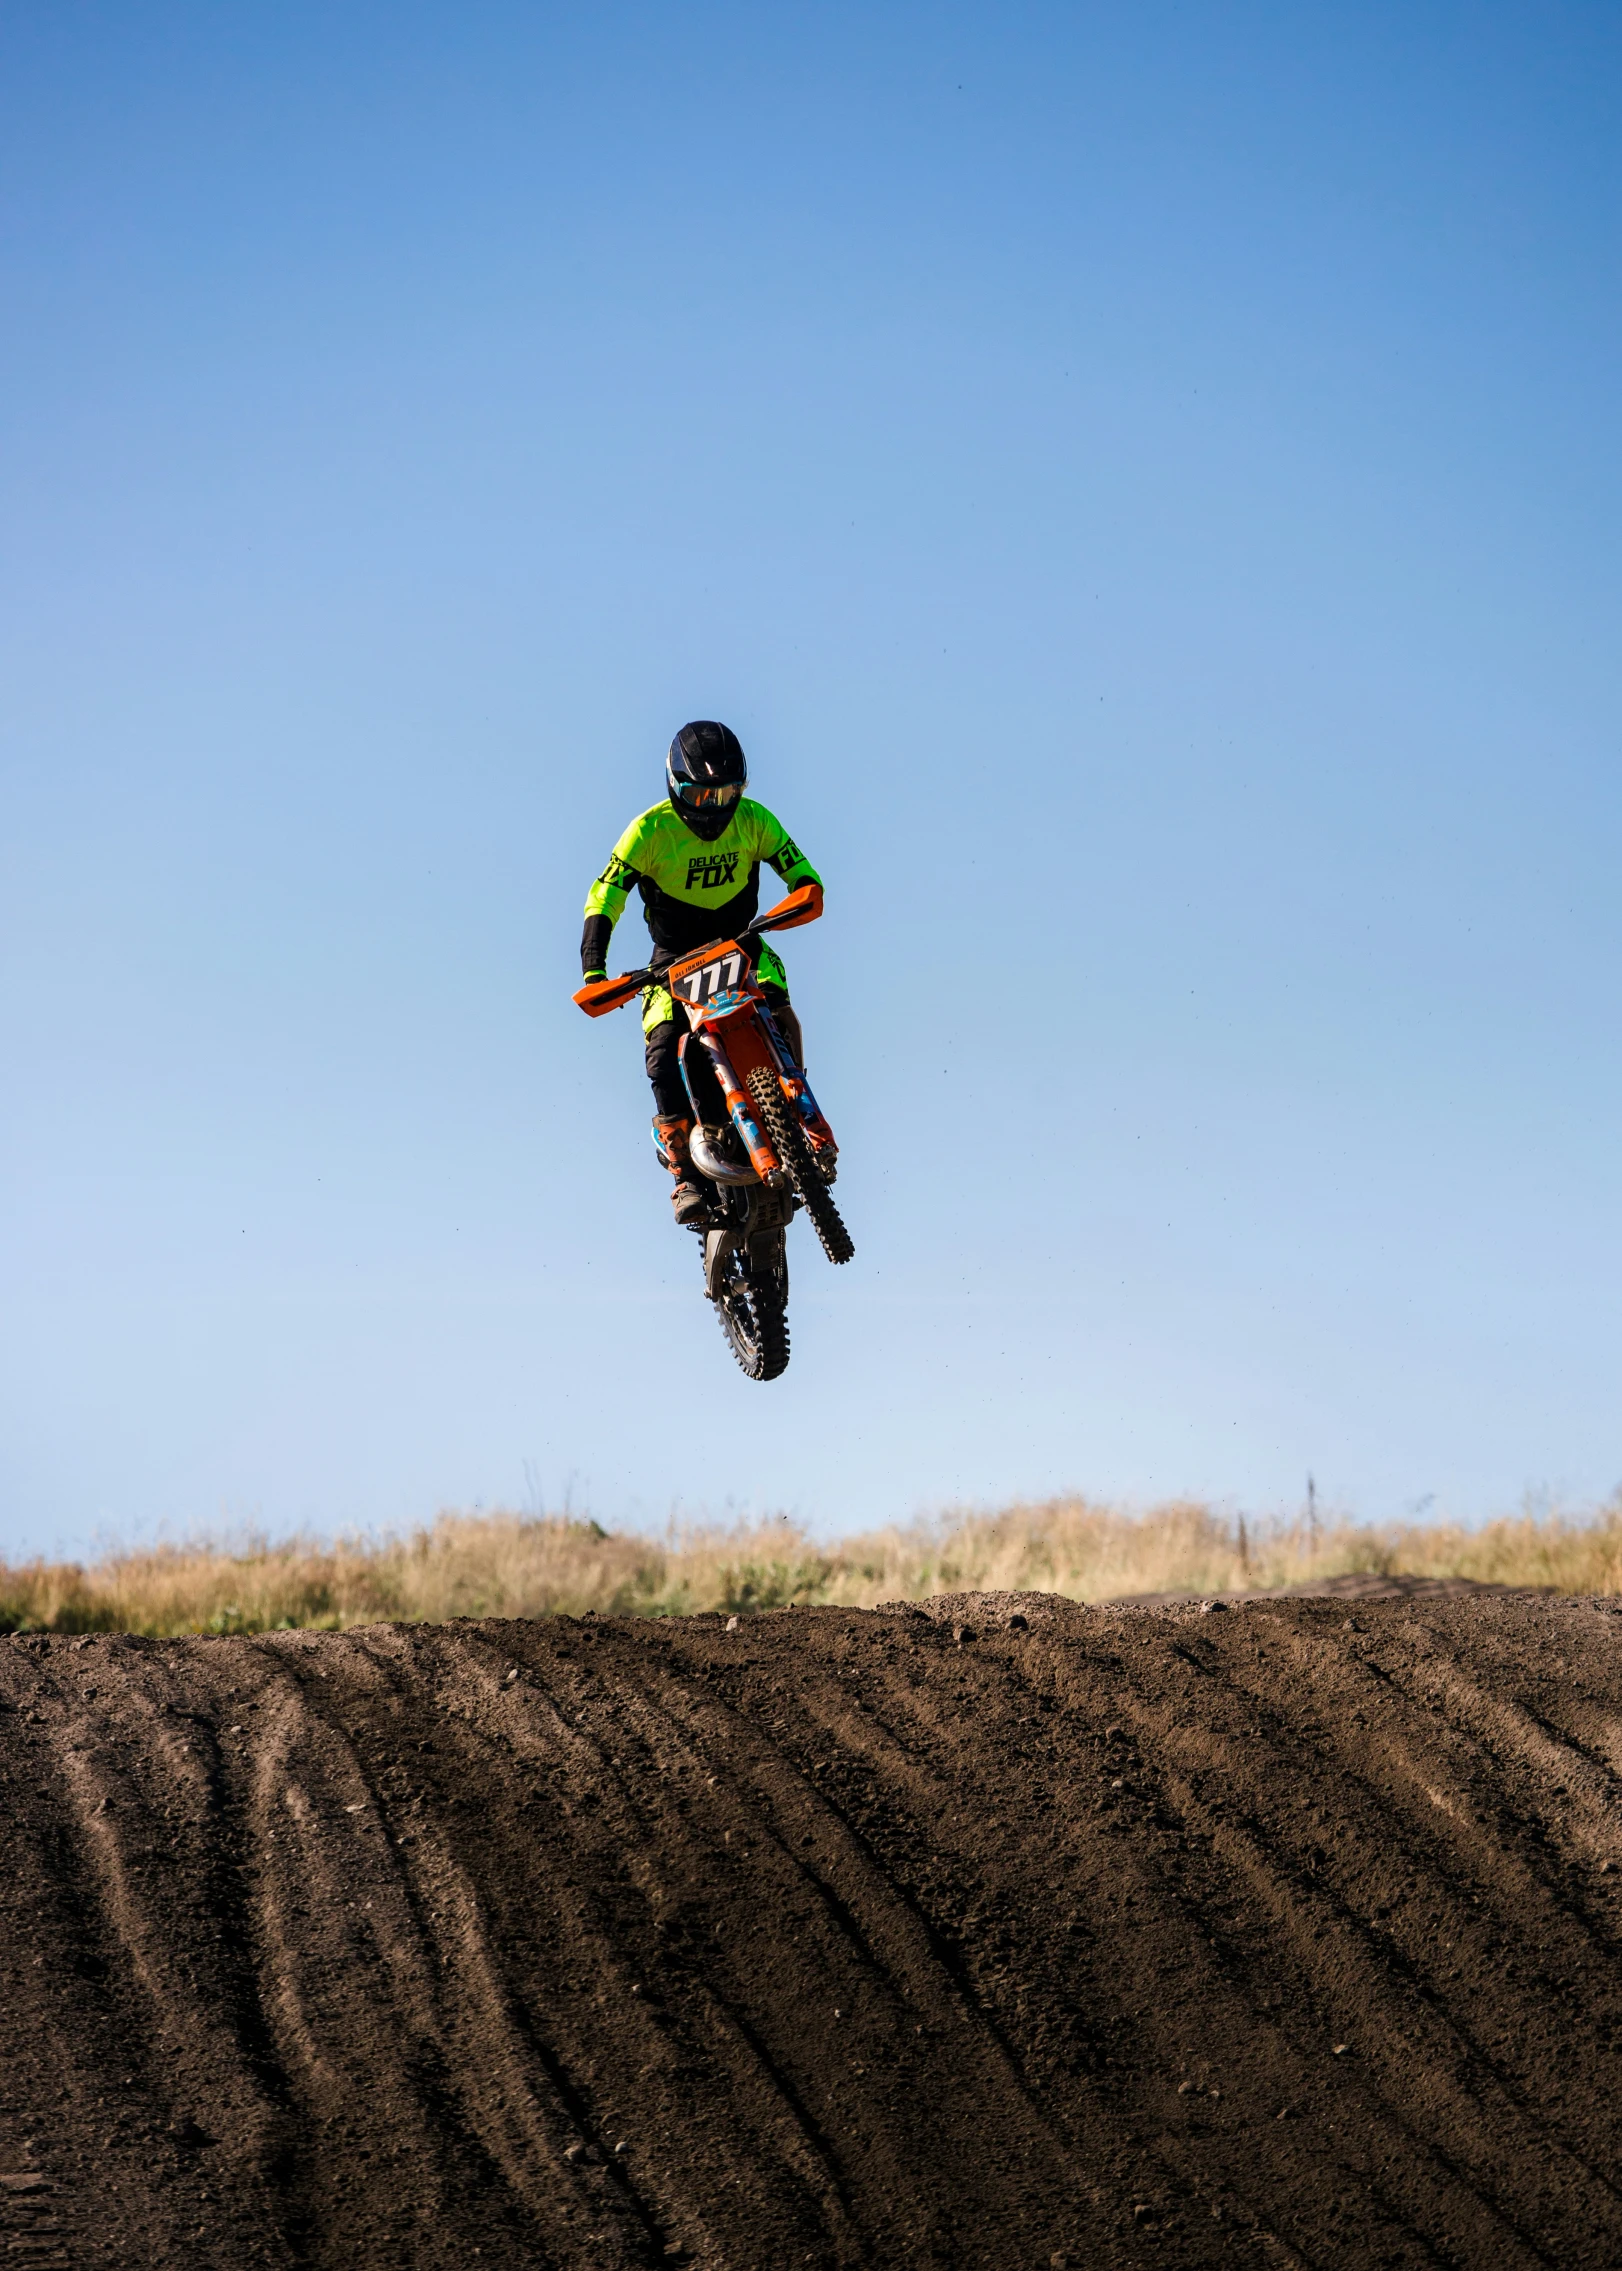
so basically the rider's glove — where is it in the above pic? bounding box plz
[583,969,607,983]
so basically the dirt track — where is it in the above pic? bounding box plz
[5,1592,1622,2268]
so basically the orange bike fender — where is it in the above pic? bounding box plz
[720,1015,776,1080]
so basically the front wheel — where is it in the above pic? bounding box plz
[710,1234,790,1380]
[746,1066,854,1265]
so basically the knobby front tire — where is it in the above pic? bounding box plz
[745,1066,855,1265]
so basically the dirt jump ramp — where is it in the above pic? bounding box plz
[4,1591,1622,2268]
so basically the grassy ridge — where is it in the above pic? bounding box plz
[5,1495,1622,1636]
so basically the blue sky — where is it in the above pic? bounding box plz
[3,1,1618,1554]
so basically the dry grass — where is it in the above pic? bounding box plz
[4,1492,1622,1637]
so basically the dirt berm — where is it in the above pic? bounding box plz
[5,1591,1622,2268]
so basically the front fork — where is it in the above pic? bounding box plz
[747,1002,839,1162]
[680,1000,840,1178]
[690,1023,780,1181]
[775,1060,838,1164]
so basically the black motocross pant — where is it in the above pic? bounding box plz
[647,983,796,1121]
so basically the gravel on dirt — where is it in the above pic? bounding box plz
[4,1591,1622,2266]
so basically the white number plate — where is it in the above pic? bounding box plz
[670,950,748,1005]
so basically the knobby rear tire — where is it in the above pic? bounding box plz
[745,1065,855,1265]
[712,1243,791,1381]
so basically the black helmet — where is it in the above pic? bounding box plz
[666,720,747,842]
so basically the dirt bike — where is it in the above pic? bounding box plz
[573,884,853,1380]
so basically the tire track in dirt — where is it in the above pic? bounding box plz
[1064,1617,1580,2263]
[7,1596,1622,2266]
[588,1622,1105,2262]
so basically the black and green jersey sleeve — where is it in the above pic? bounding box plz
[580,798,821,975]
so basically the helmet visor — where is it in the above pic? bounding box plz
[672,778,742,816]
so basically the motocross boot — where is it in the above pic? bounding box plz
[652,1115,708,1227]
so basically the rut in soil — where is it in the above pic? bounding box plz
[5,1592,1622,2268]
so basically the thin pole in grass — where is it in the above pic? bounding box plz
[1307,1473,1319,1557]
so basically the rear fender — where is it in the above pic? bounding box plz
[703,1227,737,1301]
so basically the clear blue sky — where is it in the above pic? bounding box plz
[3,1,1618,1555]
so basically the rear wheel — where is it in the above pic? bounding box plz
[746,1066,854,1264]
[710,1236,790,1380]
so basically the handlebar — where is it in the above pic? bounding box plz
[572,881,822,1017]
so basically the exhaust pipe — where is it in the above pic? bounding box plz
[690,1124,758,1184]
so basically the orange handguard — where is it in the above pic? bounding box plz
[752,881,824,933]
[573,972,647,1017]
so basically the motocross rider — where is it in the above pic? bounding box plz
[580,721,824,1227]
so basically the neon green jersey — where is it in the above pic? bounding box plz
[580,797,821,975]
